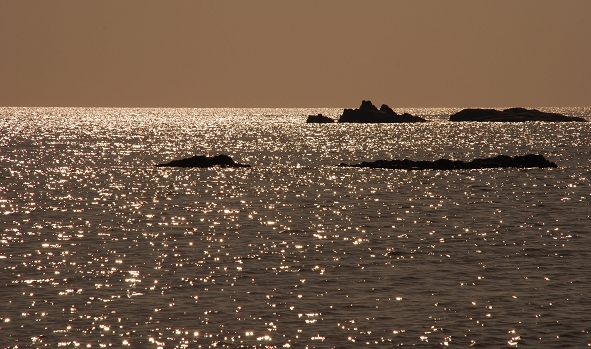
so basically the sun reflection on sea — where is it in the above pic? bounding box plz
[0,107,590,347]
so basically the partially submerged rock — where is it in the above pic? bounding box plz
[338,100,426,123]
[450,108,586,122]
[306,114,335,123]
[340,154,557,170]
[157,154,250,168]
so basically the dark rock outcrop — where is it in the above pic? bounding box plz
[338,100,426,123]
[450,108,586,122]
[306,114,335,123]
[340,154,557,170]
[157,154,250,168]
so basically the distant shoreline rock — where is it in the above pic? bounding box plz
[338,100,426,123]
[340,154,557,170]
[306,114,335,123]
[450,108,586,122]
[156,154,250,168]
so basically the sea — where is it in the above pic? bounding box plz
[1,106,590,348]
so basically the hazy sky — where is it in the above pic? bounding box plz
[1,0,590,107]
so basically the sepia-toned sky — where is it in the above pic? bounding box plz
[1,0,590,108]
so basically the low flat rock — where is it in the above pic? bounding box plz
[157,154,250,168]
[338,100,426,123]
[450,108,586,122]
[306,114,335,123]
[340,154,557,170]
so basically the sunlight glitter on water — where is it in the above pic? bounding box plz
[1,107,590,347]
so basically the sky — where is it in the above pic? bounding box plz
[1,0,590,108]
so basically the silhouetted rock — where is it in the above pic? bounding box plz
[306,114,335,123]
[340,154,557,170]
[157,154,250,168]
[450,108,586,122]
[379,104,396,114]
[338,100,426,123]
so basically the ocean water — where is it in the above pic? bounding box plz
[1,107,590,348]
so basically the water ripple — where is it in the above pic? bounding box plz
[1,107,590,348]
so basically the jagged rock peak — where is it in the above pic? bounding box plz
[379,104,396,115]
[359,100,379,111]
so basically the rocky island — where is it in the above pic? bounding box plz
[306,113,335,123]
[338,100,426,123]
[449,108,586,122]
[340,154,557,170]
[156,154,250,168]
